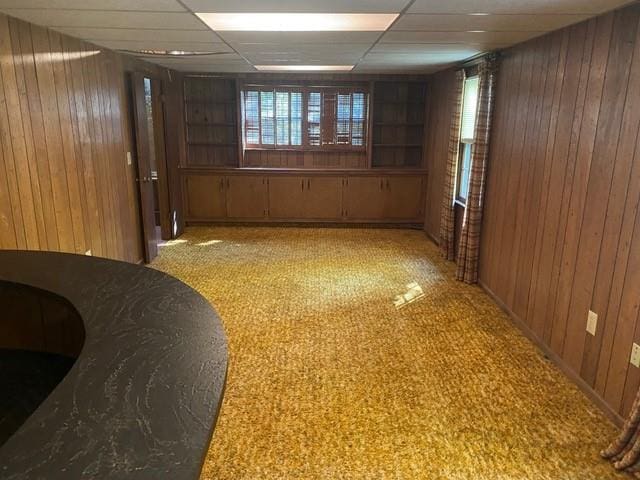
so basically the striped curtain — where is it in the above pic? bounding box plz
[439,69,465,261]
[602,392,640,476]
[456,57,498,283]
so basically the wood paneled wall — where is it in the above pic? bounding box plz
[0,13,163,263]
[423,69,457,239]
[425,2,640,420]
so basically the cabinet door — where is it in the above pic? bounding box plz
[344,176,386,220]
[184,174,226,220]
[304,177,343,220]
[226,175,268,219]
[267,176,306,219]
[384,176,424,220]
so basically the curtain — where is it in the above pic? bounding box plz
[438,69,465,261]
[602,391,640,476]
[455,57,498,283]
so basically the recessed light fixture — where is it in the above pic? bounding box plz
[195,13,398,32]
[254,65,354,71]
[467,30,488,33]
[469,12,491,15]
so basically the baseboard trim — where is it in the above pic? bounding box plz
[478,279,624,429]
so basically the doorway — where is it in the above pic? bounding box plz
[130,72,171,263]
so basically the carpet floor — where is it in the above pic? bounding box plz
[151,226,624,480]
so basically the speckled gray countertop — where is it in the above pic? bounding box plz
[0,250,228,479]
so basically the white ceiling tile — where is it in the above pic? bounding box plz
[218,31,381,44]
[149,54,244,65]
[154,62,255,72]
[2,9,206,29]
[362,52,476,65]
[392,13,590,31]
[381,30,542,44]
[371,43,487,54]
[91,40,233,52]
[54,27,222,42]
[408,0,631,15]
[0,0,185,11]
[182,0,410,13]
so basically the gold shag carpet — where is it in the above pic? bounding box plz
[151,227,623,480]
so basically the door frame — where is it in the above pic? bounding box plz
[129,71,172,263]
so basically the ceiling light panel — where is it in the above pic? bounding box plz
[255,65,354,71]
[184,0,408,13]
[407,0,631,15]
[391,13,590,32]
[218,31,381,44]
[1,9,206,29]
[195,13,398,31]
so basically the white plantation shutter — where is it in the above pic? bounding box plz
[460,76,479,143]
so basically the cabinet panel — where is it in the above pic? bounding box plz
[226,176,267,219]
[304,177,343,219]
[185,175,226,219]
[267,176,307,219]
[384,176,424,220]
[344,177,386,220]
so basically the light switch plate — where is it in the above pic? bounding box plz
[126,151,132,166]
[586,310,598,336]
[631,343,640,368]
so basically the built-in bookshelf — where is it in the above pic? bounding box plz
[183,77,238,167]
[371,81,426,168]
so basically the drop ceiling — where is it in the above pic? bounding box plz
[0,0,632,74]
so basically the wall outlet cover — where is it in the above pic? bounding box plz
[631,343,640,368]
[586,310,598,336]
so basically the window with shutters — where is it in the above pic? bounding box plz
[241,85,368,151]
[456,75,479,205]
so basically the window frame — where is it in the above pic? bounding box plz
[455,73,480,206]
[240,83,369,153]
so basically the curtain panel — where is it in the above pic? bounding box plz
[602,391,640,476]
[438,69,465,261]
[456,56,498,283]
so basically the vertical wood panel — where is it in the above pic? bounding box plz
[0,12,150,263]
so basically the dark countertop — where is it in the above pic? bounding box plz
[0,251,228,479]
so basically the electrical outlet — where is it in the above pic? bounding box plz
[85,249,92,256]
[631,343,640,368]
[586,310,598,336]
[126,151,132,166]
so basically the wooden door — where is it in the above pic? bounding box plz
[344,176,386,220]
[267,176,306,219]
[383,176,424,220]
[304,177,343,220]
[226,175,268,219]
[184,175,226,220]
[131,73,159,262]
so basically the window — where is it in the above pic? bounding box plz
[241,85,368,150]
[456,75,479,204]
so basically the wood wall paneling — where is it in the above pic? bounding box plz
[0,13,154,263]
[425,3,640,420]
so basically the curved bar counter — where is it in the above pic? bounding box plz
[0,251,228,479]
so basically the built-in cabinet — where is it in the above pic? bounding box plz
[183,171,426,224]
